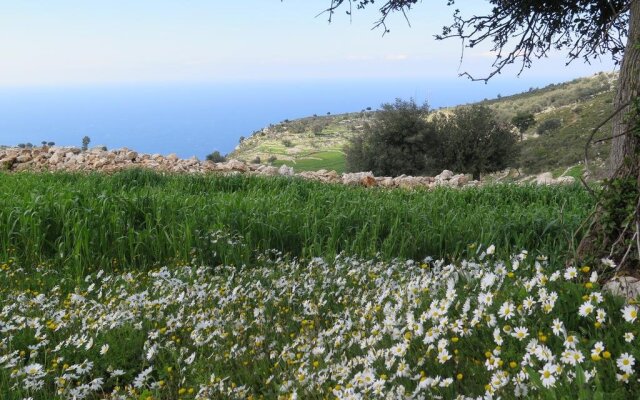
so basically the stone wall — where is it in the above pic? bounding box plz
[0,146,574,188]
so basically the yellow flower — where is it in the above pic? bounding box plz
[451,337,459,343]
[456,373,464,380]
[581,266,591,273]
[585,282,593,289]
[509,361,518,368]
[603,351,611,359]
[178,388,187,395]
[591,354,602,362]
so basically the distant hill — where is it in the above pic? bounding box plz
[230,72,616,178]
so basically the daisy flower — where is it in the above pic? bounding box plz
[539,363,557,388]
[624,332,635,343]
[498,301,515,320]
[622,305,638,323]
[512,327,529,341]
[578,301,594,317]
[564,267,578,280]
[617,353,635,374]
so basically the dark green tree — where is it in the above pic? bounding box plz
[310,0,640,273]
[511,112,536,141]
[206,151,226,163]
[435,105,518,181]
[81,136,91,152]
[345,98,439,176]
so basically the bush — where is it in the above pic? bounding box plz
[537,118,563,135]
[206,151,226,163]
[312,124,324,135]
[345,98,440,176]
[511,112,536,136]
[267,155,278,164]
[282,139,293,148]
[252,156,261,164]
[434,105,518,180]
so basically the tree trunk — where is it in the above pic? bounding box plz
[579,1,640,273]
[609,1,640,176]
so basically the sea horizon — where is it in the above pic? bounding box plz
[0,75,603,160]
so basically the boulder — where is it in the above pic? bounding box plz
[16,154,32,163]
[342,172,376,186]
[257,165,279,176]
[603,276,640,302]
[435,170,454,181]
[536,172,555,185]
[278,165,294,176]
[556,176,576,185]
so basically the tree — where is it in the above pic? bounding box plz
[435,105,518,181]
[314,0,640,272]
[345,98,440,176]
[511,112,536,141]
[81,136,91,152]
[206,151,226,163]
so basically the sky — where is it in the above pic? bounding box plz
[0,0,618,87]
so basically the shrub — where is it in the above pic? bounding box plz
[345,98,440,176]
[206,151,226,163]
[82,136,91,151]
[435,105,518,180]
[282,139,293,148]
[537,118,563,135]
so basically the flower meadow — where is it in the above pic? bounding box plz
[0,171,637,399]
[1,242,638,399]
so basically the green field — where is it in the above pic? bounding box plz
[273,150,346,173]
[2,171,639,399]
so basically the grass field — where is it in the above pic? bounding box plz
[273,151,346,173]
[2,170,639,399]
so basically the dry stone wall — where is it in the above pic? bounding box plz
[0,146,574,188]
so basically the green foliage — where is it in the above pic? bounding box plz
[511,112,536,134]
[436,105,519,180]
[0,171,592,280]
[205,150,226,163]
[81,136,91,151]
[345,98,440,176]
[537,118,563,135]
[282,139,293,147]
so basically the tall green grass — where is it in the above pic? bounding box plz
[0,169,595,279]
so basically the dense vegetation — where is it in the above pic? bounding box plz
[345,101,517,179]
[4,171,640,398]
[0,170,591,281]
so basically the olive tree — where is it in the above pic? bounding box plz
[435,105,518,181]
[345,99,440,176]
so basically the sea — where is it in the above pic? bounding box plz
[0,78,562,160]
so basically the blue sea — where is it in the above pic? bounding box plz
[0,78,557,159]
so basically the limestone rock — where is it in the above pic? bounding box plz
[278,165,294,176]
[603,276,640,302]
[435,170,454,181]
[536,172,554,185]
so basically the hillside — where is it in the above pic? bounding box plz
[230,72,616,177]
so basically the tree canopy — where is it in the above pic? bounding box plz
[321,0,632,81]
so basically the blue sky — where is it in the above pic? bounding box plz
[0,0,617,86]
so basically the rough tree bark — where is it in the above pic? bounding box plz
[579,0,640,273]
[610,1,640,176]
